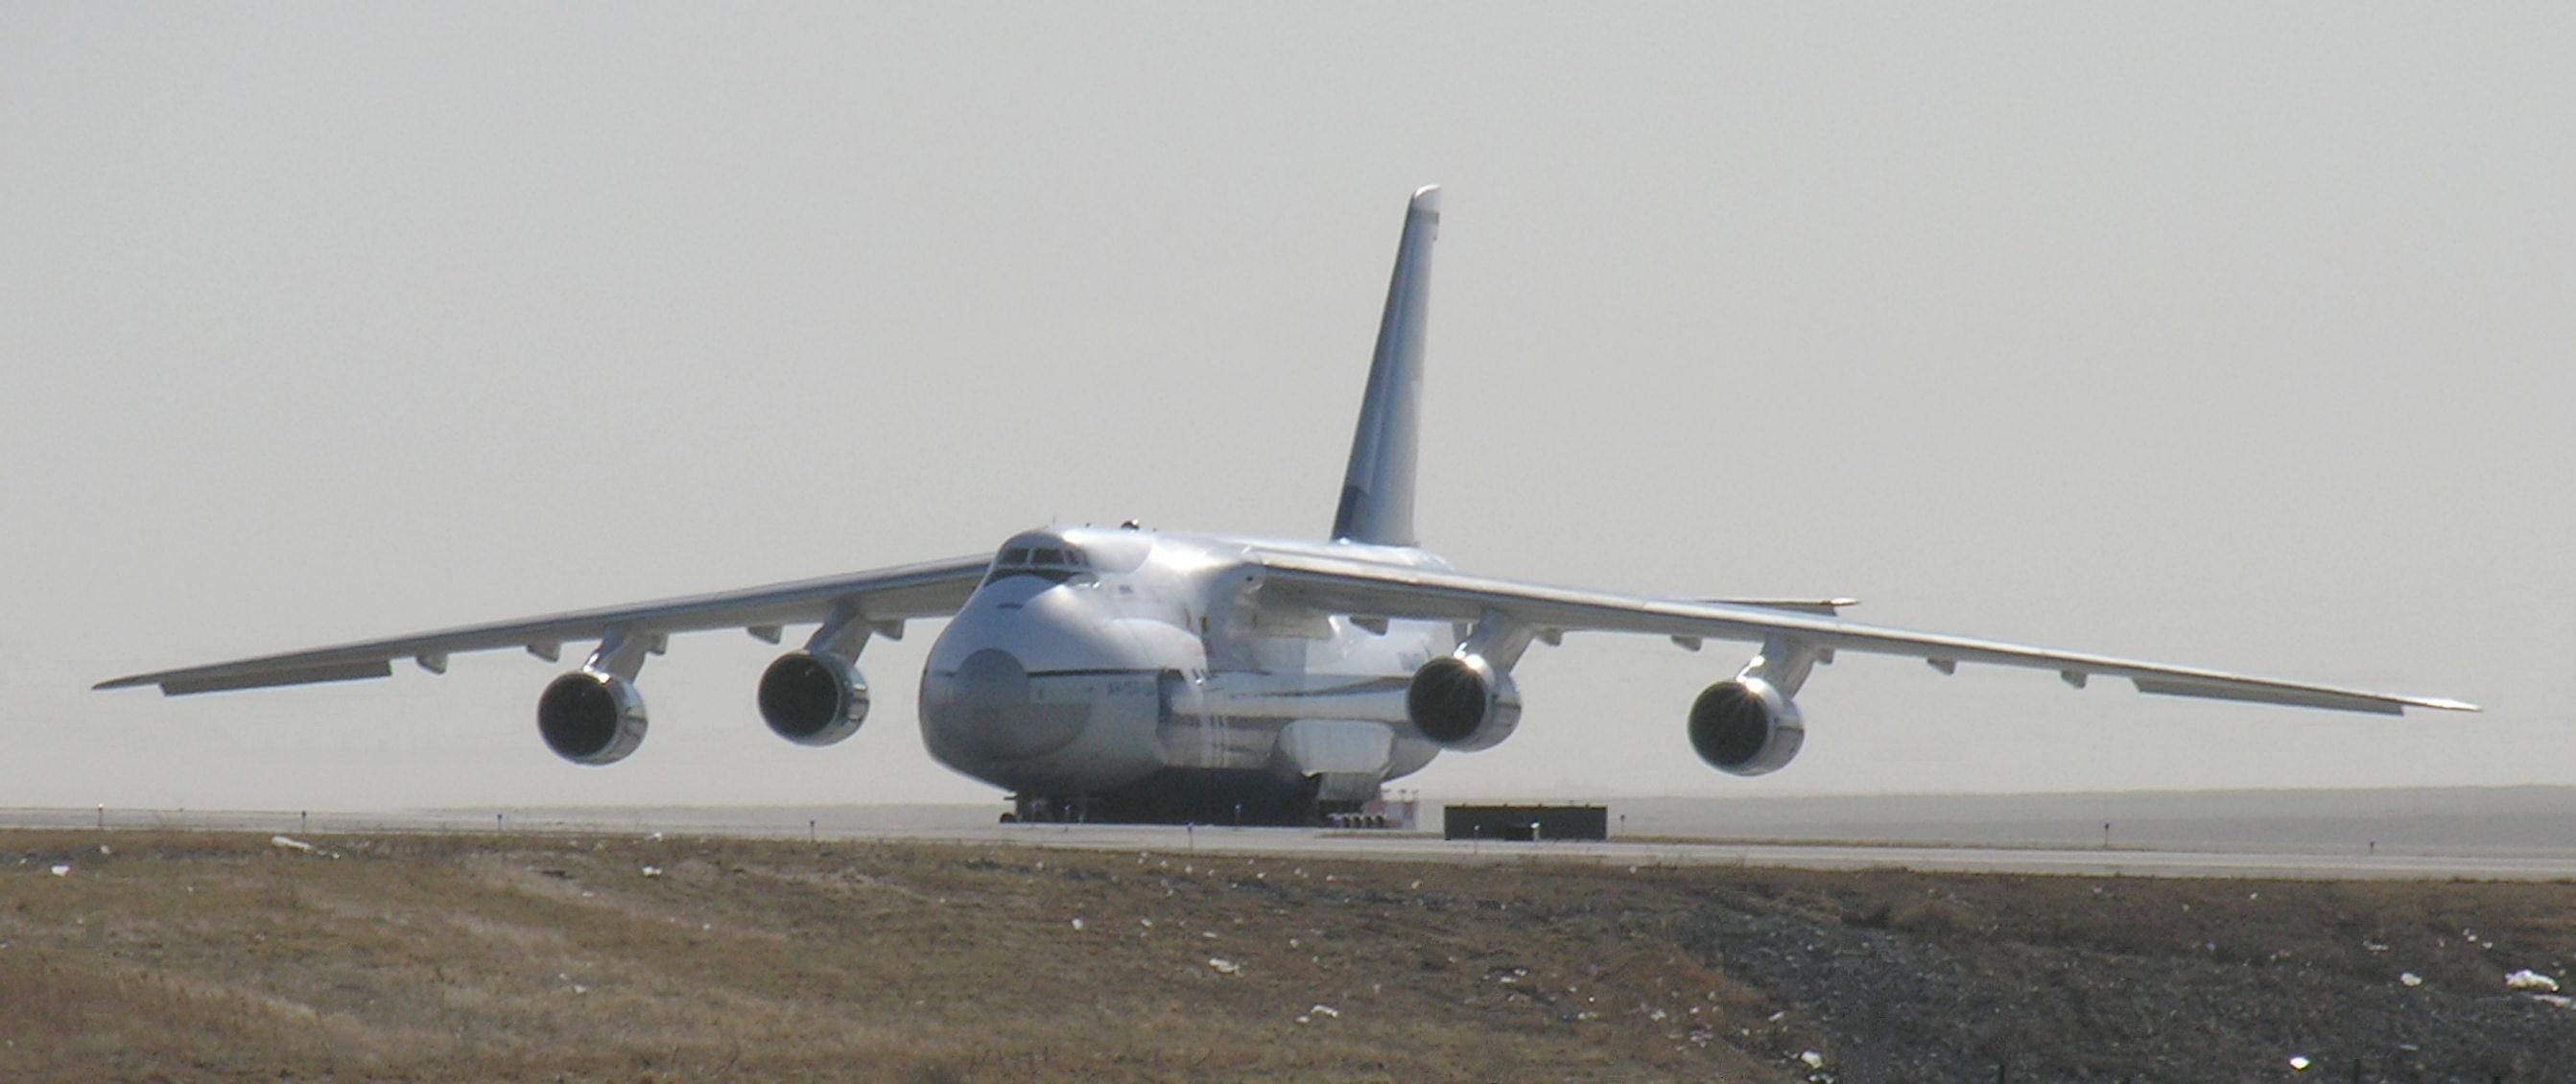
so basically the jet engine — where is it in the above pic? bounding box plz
[1687,678,1804,776]
[757,650,870,746]
[537,671,649,766]
[1406,653,1522,751]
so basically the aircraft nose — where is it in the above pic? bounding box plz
[938,647,1088,760]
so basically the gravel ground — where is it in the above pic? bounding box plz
[1,832,2569,1081]
[1667,871,2576,1081]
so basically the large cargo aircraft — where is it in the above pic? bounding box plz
[100,187,2474,824]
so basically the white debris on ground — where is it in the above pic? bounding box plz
[2288,1054,2311,1071]
[2506,969,2560,993]
[269,836,315,853]
[1070,917,1084,931]
[2400,972,2424,987]
[2533,994,2576,1010]
[1206,957,1242,976]
[1799,1050,1826,1070]
[47,864,68,878]
[96,845,111,857]
[1294,1003,1342,1026]
[640,865,663,878]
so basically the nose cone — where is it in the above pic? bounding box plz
[937,647,1089,760]
[922,577,1143,771]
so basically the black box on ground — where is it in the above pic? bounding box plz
[1442,804,1609,841]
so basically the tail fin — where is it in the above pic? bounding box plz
[1332,185,1440,548]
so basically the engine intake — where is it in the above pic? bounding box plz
[1406,653,1522,751]
[1687,677,1804,776]
[758,651,870,746]
[538,671,649,766]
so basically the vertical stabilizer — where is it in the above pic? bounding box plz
[1332,185,1439,548]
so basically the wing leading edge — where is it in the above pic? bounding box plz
[96,554,992,696]
[1247,552,2476,716]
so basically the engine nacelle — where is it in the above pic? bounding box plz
[537,671,649,766]
[1406,653,1523,752]
[1687,677,1805,776]
[757,650,870,747]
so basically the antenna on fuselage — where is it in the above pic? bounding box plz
[1331,185,1439,550]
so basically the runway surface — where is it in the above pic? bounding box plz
[11,803,2576,882]
[877,825,2576,882]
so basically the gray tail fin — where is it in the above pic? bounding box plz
[1332,185,1440,548]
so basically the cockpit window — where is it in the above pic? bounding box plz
[985,539,1094,586]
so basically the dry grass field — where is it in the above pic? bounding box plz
[1,829,2571,1081]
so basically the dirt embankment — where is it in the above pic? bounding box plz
[0,831,2568,1081]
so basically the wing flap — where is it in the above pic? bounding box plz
[2131,676,2412,715]
[157,660,395,695]
[1247,551,2474,717]
[99,554,991,696]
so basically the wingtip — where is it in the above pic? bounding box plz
[2418,697,2482,713]
[1409,184,1441,212]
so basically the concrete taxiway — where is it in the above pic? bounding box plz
[12,805,2575,882]
[842,824,2576,882]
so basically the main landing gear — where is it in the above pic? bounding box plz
[1001,794,1094,824]
[1000,782,1409,829]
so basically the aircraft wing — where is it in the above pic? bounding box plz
[96,554,992,695]
[1247,552,2476,716]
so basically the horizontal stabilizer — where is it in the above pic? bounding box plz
[1704,597,1858,616]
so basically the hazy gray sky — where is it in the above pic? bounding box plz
[3,5,2569,811]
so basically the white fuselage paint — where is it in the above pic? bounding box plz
[917,525,1450,803]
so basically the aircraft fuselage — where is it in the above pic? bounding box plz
[918,525,1450,820]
